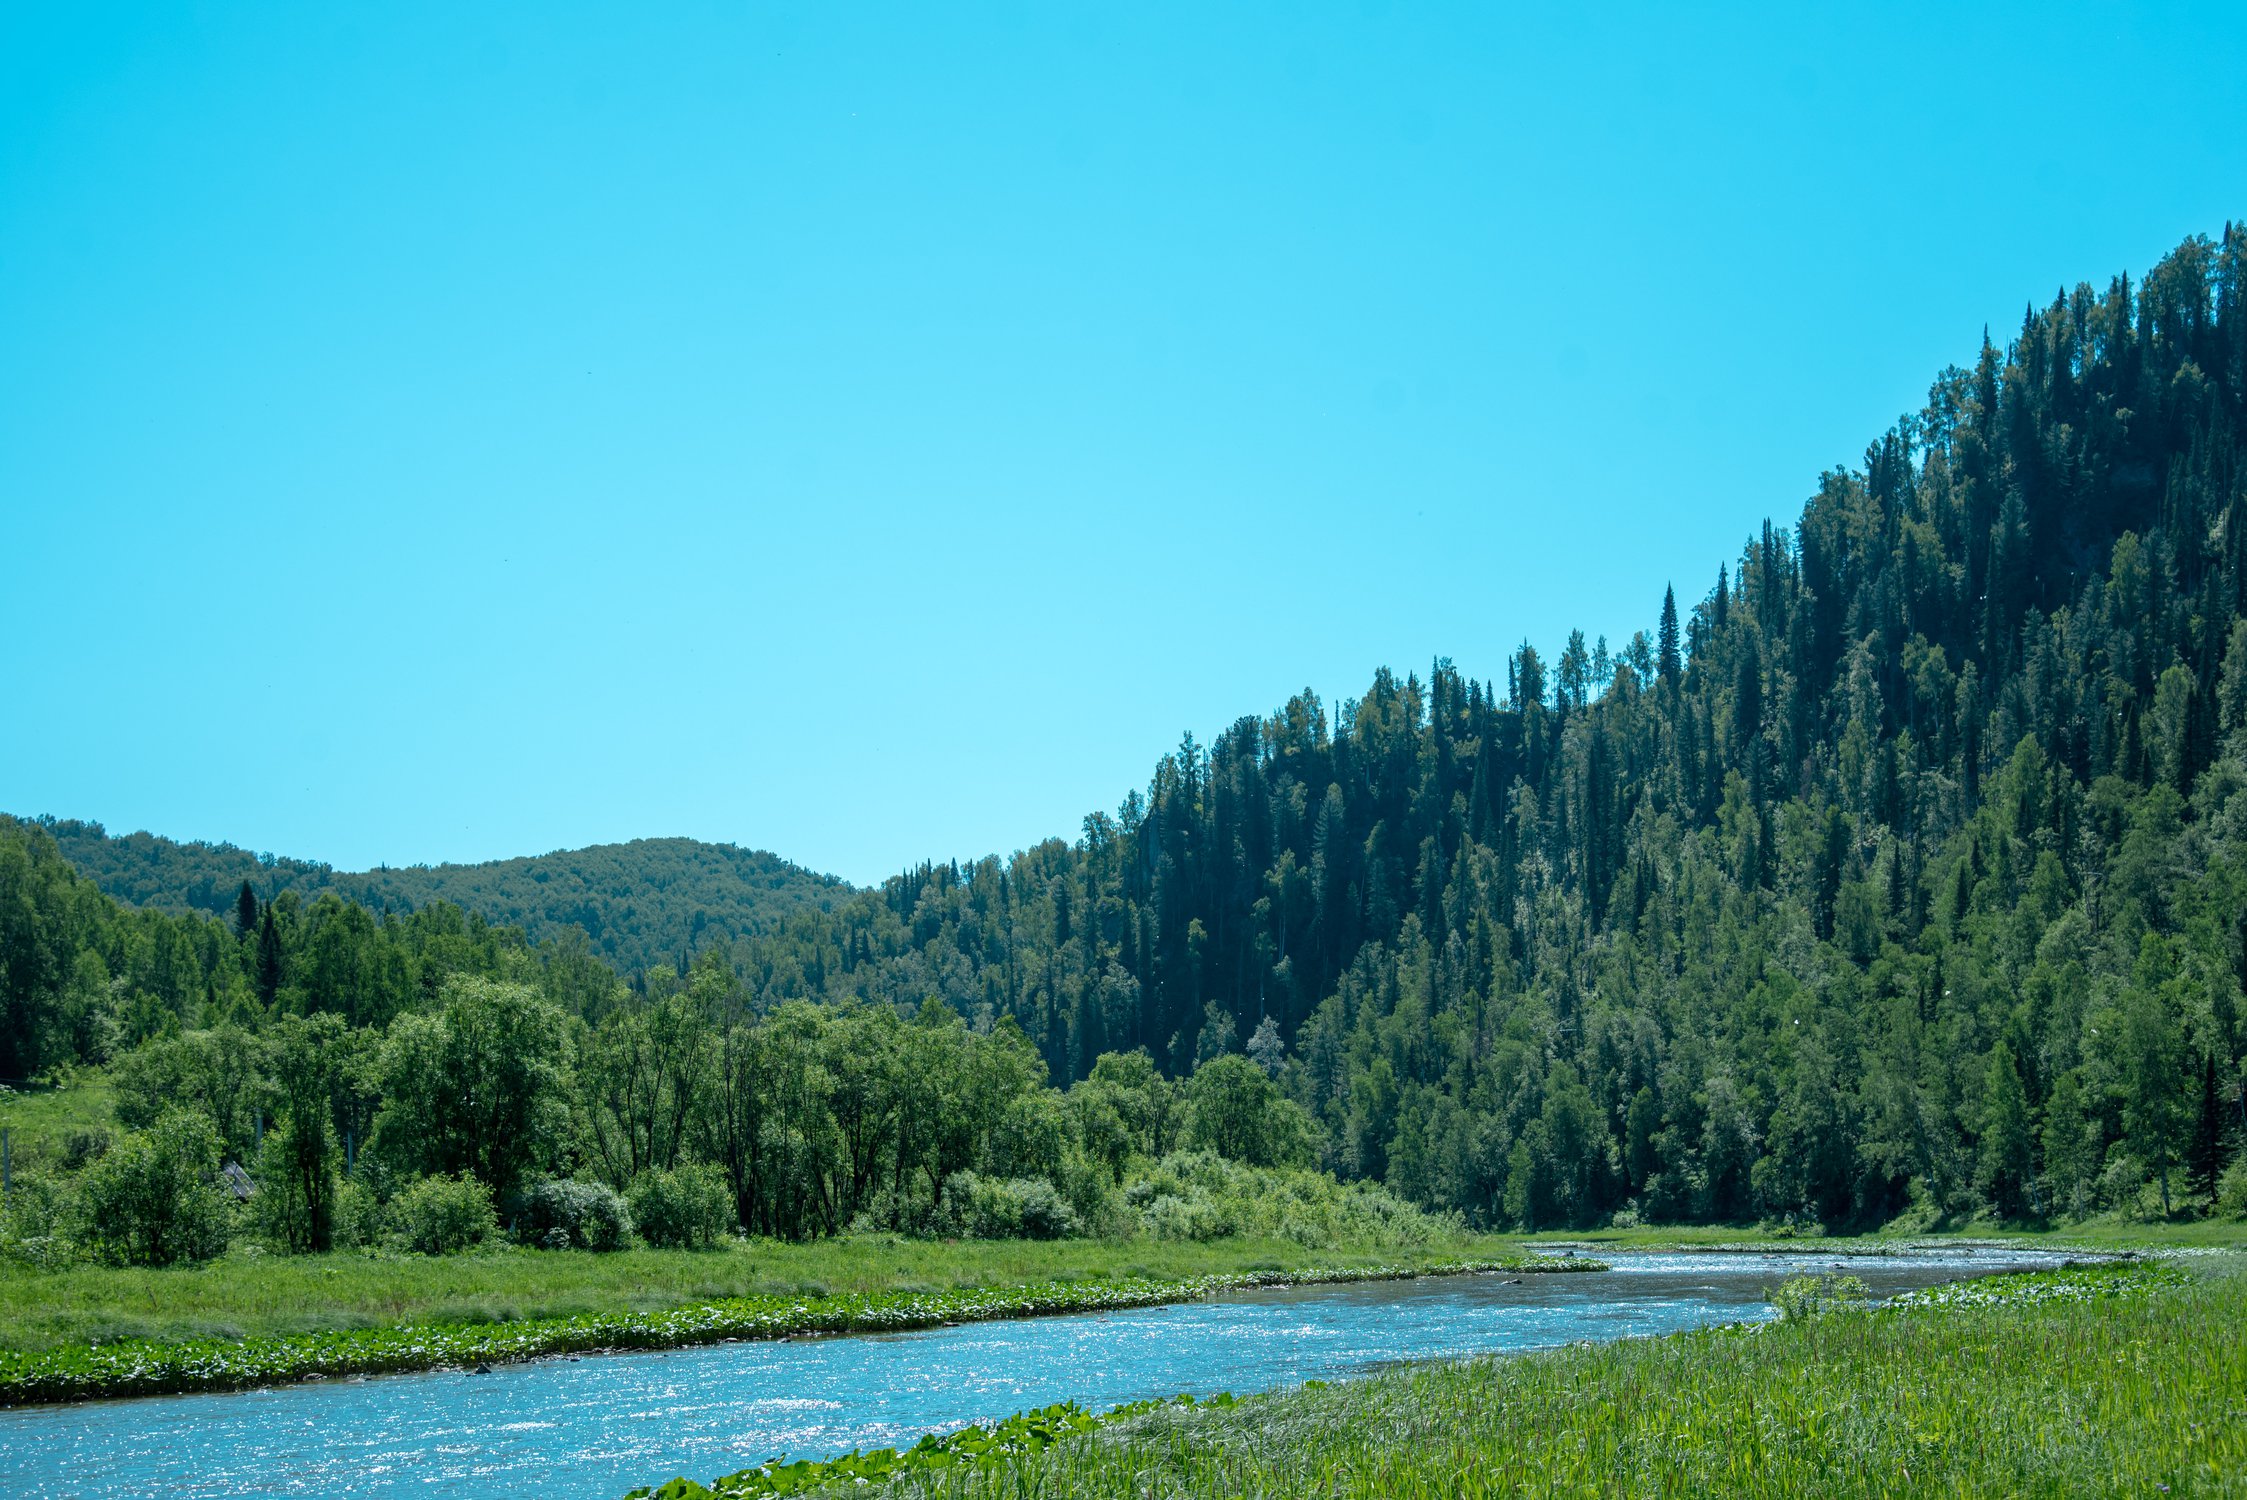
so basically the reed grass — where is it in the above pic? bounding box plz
[832,1260,2244,1500]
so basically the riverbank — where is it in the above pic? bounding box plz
[626,1258,2239,1499]
[0,1246,1598,1406]
[1517,1217,2247,1255]
[0,1234,1557,1352]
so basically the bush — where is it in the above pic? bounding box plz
[517,1177,632,1251]
[2218,1157,2247,1219]
[1770,1272,1871,1321]
[1123,1150,1459,1248]
[61,1128,112,1172]
[944,1172,1080,1240]
[78,1110,234,1267]
[334,1178,388,1250]
[390,1173,497,1255]
[0,1170,79,1267]
[628,1164,735,1249]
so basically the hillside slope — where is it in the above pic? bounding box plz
[23,821,847,976]
[716,226,2247,1229]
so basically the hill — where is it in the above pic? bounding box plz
[721,225,2247,1229]
[22,822,848,976]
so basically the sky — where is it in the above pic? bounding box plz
[3,2,2243,887]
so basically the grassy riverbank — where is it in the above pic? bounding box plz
[0,1243,1595,1406]
[0,1234,1562,1352]
[1516,1217,2247,1255]
[630,1259,2243,1499]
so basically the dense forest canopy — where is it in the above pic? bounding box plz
[20,823,847,977]
[5,226,2246,1246]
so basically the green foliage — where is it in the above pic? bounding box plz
[1185,1055,1316,1168]
[0,1170,79,1268]
[1124,1151,1456,1248]
[1768,1271,1869,1321]
[389,1172,497,1255]
[627,1163,735,1249]
[78,1111,232,1267]
[517,1178,632,1251]
[375,976,572,1203]
[32,822,845,977]
[942,1172,1079,1240]
[2220,1158,2247,1218]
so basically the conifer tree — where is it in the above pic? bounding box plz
[1657,585,1681,686]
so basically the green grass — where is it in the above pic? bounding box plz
[0,1250,1597,1406]
[0,1073,115,1171]
[712,1260,2242,1500]
[0,1233,1545,1352]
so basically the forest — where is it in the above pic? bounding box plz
[5,226,2247,1260]
[26,822,846,975]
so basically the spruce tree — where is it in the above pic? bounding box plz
[1657,585,1681,686]
[2188,1052,2230,1205]
[255,906,286,1008]
[234,880,258,938]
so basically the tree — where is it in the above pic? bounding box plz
[2188,1052,2231,1206]
[2117,979,2187,1216]
[374,976,572,1203]
[2041,1071,2098,1217]
[1658,585,1681,686]
[235,881,259,938]
[1187,1054,1316,1167]
[254,906,285,1009]
[1245,1015,1285,1076]
[257,1012,347,1252]
[1976,1042,2036,1219]
[81,1110,234,1266]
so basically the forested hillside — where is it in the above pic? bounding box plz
[4,228,2244,1246]
[723,226,2247,1228]
[25,822,846,976]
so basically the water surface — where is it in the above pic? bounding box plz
[0,1246,2074,1499]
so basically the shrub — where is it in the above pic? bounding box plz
[334,1178,389,1250]
[1770,1272,1870,1321]
[628,1164,735,1249]
[518,1177,632,1251]
[945,1171,1080,1239]
[0,1170,79,1267]
[390,1173,497,1255]
[1123,1150,1458,1248]
[2219,1157,2247,1219]
[78,1110,234,1267]
[61,1128,112,1171]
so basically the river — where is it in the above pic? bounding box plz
[0,1246,2076,1499]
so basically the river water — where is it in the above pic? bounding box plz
[0,1246,2075,1499]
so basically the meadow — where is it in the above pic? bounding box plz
[629,1259,2245,1499]
[0,1231,1557,1352]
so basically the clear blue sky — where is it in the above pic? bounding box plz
[4,3,2242,886]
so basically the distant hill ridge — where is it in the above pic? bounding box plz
[25,818,849,975]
